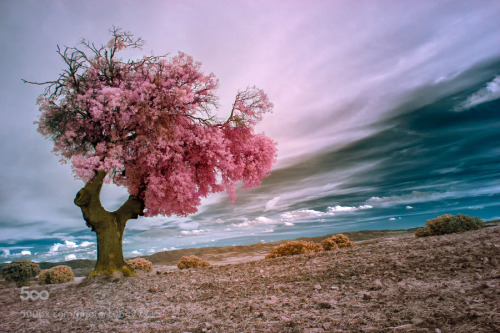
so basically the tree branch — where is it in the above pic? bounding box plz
[74,170,108,231]
[113,196,145,226]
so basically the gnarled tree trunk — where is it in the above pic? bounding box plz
[74,170,144,276]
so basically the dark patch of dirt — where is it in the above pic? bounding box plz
[1,226,499,332]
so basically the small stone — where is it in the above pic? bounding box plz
[318,302,332,309]
[435,328,441,333]
[372,279,383,290]
[314,284,322,290]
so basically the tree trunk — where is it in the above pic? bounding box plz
[74,170,144,276]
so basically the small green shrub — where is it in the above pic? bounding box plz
[321,234,354,250]
[126,258,153,273]
[265,240,323,259]
[415,213,484,237]
[177,255,211,269]
[38,265,74,285]
[3,259,40,287]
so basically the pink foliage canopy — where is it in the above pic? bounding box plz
[36,31,277,217]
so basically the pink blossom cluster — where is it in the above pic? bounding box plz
[36,41,277,217]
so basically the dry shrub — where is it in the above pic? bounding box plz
[320,238,339,251]
[38,265,74,285]
[414,227,433,238]
[126,258,153,273]
[3,259,40,287]
[265,240,323,259]
[321,234,354,250]
[415,213,484,238]
[177,255,211,269]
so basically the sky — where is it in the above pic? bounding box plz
[1,0,500,262]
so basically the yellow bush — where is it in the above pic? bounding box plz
[177,255,211,269]
[415,213,484,237]
[38,265,74,285]
[126,258,153,272]
[265,240,323,259]
[324,234,354,249]
[320,238,340,251]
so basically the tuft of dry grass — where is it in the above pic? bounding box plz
[177,255,211,269]
[265,240,323,258]
[321,233,354,250]
[38,265,74,285]
[126,258,153,273]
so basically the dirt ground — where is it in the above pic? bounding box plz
[0,226,499,332]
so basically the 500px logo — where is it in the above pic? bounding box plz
[20,287,49,301]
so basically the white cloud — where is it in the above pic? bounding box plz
[20,250,31,255]
[80,241,94,247]
[389,218,396,221]
[406,206,414,209]
[64,254,76,261]
[280,204,373,223]
[327,205,373,213]
[64,240,77,248]
[280,209,332,222]
[2,249,10,256]
[49,243,63,253]
[368,191,433,206]
[178,229,211,237]
[255,217,274,224]
[455,75,500,111]
[49,240,78,252]
[232,216,275,228]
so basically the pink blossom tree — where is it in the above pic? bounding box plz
[27,28,277,276]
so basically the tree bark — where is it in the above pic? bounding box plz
[74,170,144,276]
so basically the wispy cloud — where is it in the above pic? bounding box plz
[455,75,500,111]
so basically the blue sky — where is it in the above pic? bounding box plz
[1,0,500,262]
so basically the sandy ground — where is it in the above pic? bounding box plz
[0,226,499,332]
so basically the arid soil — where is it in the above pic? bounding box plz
[0,226,499,332]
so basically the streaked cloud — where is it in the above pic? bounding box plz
[455,75,500,111]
